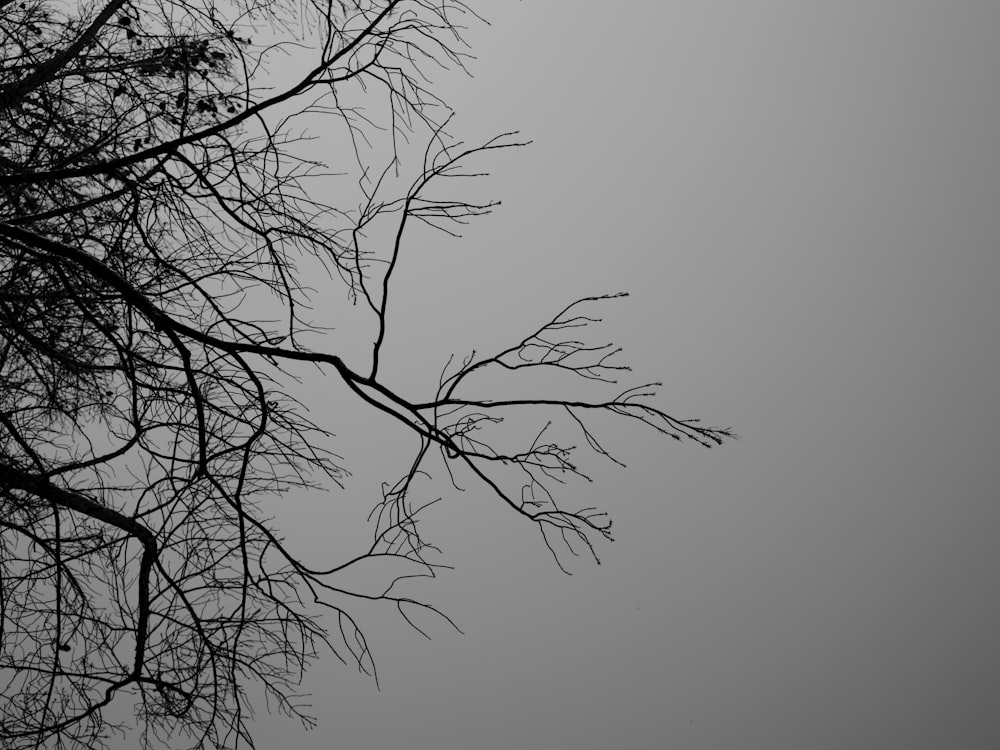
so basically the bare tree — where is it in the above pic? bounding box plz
[0,0,732,747]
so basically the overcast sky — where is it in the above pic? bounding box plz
[246,2,1000,748]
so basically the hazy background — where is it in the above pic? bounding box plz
[253,2,1000,748]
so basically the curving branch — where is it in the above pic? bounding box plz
[0,1,731,748]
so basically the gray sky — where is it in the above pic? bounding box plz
[251,2,1000,748]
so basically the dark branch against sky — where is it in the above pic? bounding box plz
[0,2,732,747]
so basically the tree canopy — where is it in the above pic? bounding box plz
[0,0,731,747]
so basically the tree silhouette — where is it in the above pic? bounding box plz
[0,0,732,747]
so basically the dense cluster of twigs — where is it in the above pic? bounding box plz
[0,0,731,747]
